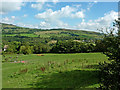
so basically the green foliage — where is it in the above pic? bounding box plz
[2,40,50,54]
[51,40,96,53]
[20,46,32,54]
[99,61,120,89]
[94,40,107,52]
[2,39,105,54]
[99,20,120,89]
[103,36,120,61]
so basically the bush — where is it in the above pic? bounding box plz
[99,20,120,89]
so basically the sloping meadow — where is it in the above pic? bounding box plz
[2,53,108,88]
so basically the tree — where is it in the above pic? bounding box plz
[20,45,32,54]
[95,40,106,52]
[51,40,95,53]
[5,44,15,53]
[99,19,120,89]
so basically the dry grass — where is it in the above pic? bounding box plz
[35,31,61,35]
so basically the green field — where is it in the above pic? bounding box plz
[2,34,38,37]
[2,53,108,88]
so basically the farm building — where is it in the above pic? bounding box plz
[4,45,8,51]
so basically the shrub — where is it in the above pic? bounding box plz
[99,20,120,89]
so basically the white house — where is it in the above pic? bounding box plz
[4,45,8,51]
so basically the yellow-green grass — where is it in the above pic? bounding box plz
[2,53,108,88]
[35,30,61,35]
[35,33,70,38]
[2,34,38,37]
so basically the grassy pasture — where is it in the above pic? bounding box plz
[34,30,102,39]
[2,34,38,37]
[2,53,108,88]
[35,30,61,34]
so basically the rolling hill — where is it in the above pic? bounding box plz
[1,23,103,41]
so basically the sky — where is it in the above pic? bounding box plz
[0,0,119,32]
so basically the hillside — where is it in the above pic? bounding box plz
[2,23,103,41]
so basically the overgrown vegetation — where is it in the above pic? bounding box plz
[99,19,120,89]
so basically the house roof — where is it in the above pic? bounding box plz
[4,45,8,49]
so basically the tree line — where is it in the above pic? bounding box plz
[2,39,106,54]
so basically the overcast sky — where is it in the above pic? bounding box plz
[0,0,118,32]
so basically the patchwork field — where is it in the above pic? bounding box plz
[2,23,103,40]
[2,53,108,88]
